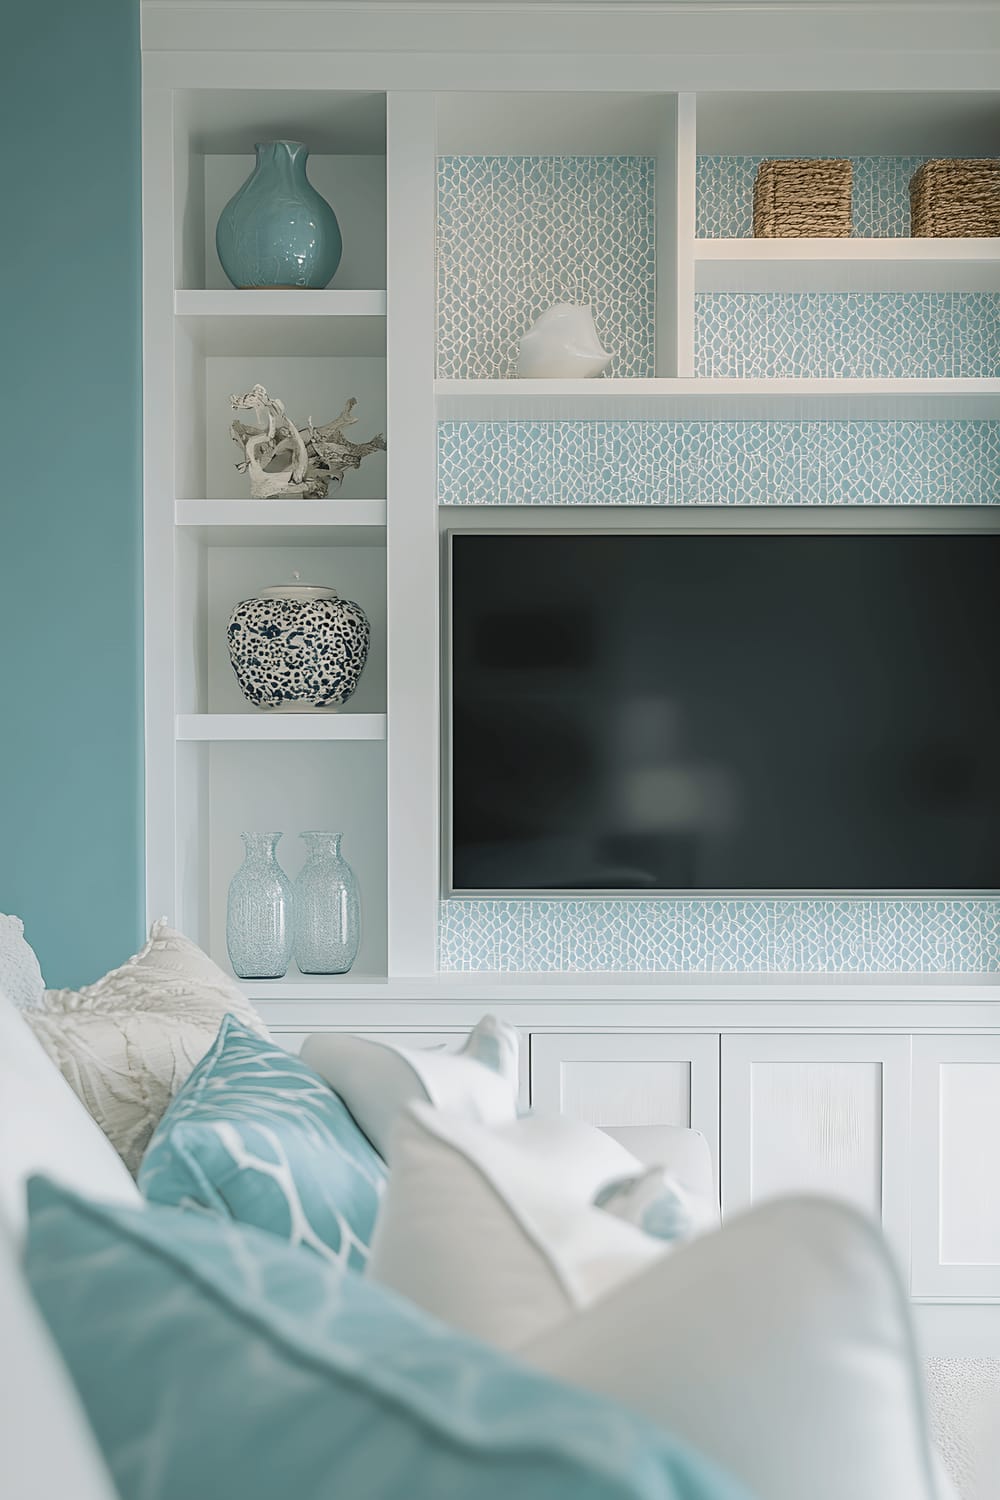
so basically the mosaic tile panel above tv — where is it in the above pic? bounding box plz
[696,156,929,240]
[696,292,1000,379]
[436,155,655,379]
[438,899,1000,974]
[438,421,1000,506]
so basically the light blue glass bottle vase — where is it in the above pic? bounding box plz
[293,832,360,975]
[215,141,343,290]
[226,832,294,979]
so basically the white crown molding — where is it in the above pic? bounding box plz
[142,1,1000,9]
[142,0,1000,65]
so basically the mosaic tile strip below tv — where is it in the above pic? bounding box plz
[438,900,1000,973]
[696,292,1000,380]
[436,156,656,380]
[438,421,1000,507]
[696,156,931,240]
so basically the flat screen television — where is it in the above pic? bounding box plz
[448,532,1000,893]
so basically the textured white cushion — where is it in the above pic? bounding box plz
[367,1102,665,1349]
[0,1217,119,1500]
[522,1196,944,1500]
[300,1015,519,1162]
[0,992,140,1246]
[23,921,269,1175]
[0,913,45,1010]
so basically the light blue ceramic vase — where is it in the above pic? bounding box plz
[215,141,343,290]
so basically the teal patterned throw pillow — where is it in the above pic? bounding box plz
[24,1177,752,1500]
[138,1015,386,1268]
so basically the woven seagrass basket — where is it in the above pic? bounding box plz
[909,159,1000,237]
[752,159,852,238]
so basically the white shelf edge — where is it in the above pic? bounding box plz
[436,377,1000,420]
[696,238,1000,263]
[176,713,387,742]
[174,289,387,318]
[175,499,387,528]
[695,238,1000,292]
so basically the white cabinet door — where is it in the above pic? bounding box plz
[271,1029,530,1109]
[912,1036,1000,1299]
[530,1032,720,1178]
[721,1034,911,1261]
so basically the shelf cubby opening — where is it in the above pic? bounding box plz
[173,89,387,293]
[174,538,387,720]
[695,90,1000,243]
[434,91,690,381]
[200,739,388,981]
[174,338,386,501]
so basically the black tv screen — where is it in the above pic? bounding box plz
[449,532,1000,893]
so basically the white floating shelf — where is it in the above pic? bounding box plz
[176,713,387,742]
[175,498,387,546]
[174,289,387,357]
[240,973,393,1000]
[695,238,1000,293]
[436,378,1000,421]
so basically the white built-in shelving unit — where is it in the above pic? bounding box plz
[143,80,1000,996]
[143,47,1000,1342]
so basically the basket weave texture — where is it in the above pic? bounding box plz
[909,159,1000,238]
[752,159,852,239]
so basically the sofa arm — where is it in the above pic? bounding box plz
[598,1124,716,1204]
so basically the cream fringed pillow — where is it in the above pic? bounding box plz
[24,922,269,1175]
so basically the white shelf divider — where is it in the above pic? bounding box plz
[695,237,1000,293]
[174,288,387,356]
[436,377,1000,422]
[176,713,387,742]
[175,498,387,546]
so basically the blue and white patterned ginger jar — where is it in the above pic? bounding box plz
[227,581,370,712]
[215,141,343,290]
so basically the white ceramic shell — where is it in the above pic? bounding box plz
[516,303,614,379]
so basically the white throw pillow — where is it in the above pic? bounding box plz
[366,1102,665,1349]
[300,1014,519,1162]
[0,992,140,1246]
[0,1217,120,1500]
[23,921,269,1175]
[522,1195,945,1500]
[0,913,45,1010]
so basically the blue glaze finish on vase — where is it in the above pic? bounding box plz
[226,832,294,979]
[215,142,343,290]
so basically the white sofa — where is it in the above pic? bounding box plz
[1,987,955,1500]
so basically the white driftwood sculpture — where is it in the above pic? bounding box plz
[230,385,386,499]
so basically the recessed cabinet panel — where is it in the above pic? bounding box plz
[748,1060,884,1212]
[913,1038,1000,1298]
[529,1033,720,1174]
[722,1035,911,1261]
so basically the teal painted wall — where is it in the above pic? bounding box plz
[2,1,143,987]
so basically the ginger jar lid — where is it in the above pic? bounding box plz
[259,574,338,603]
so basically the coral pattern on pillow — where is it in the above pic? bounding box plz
[23,922,269,1176]
[139,1016,387,1269]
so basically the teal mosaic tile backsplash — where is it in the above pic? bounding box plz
[696,292,1000,379]
[438,900,1000,974]
[437,155,655,379]
[438,420,1000,507]
[436,155,998,972]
